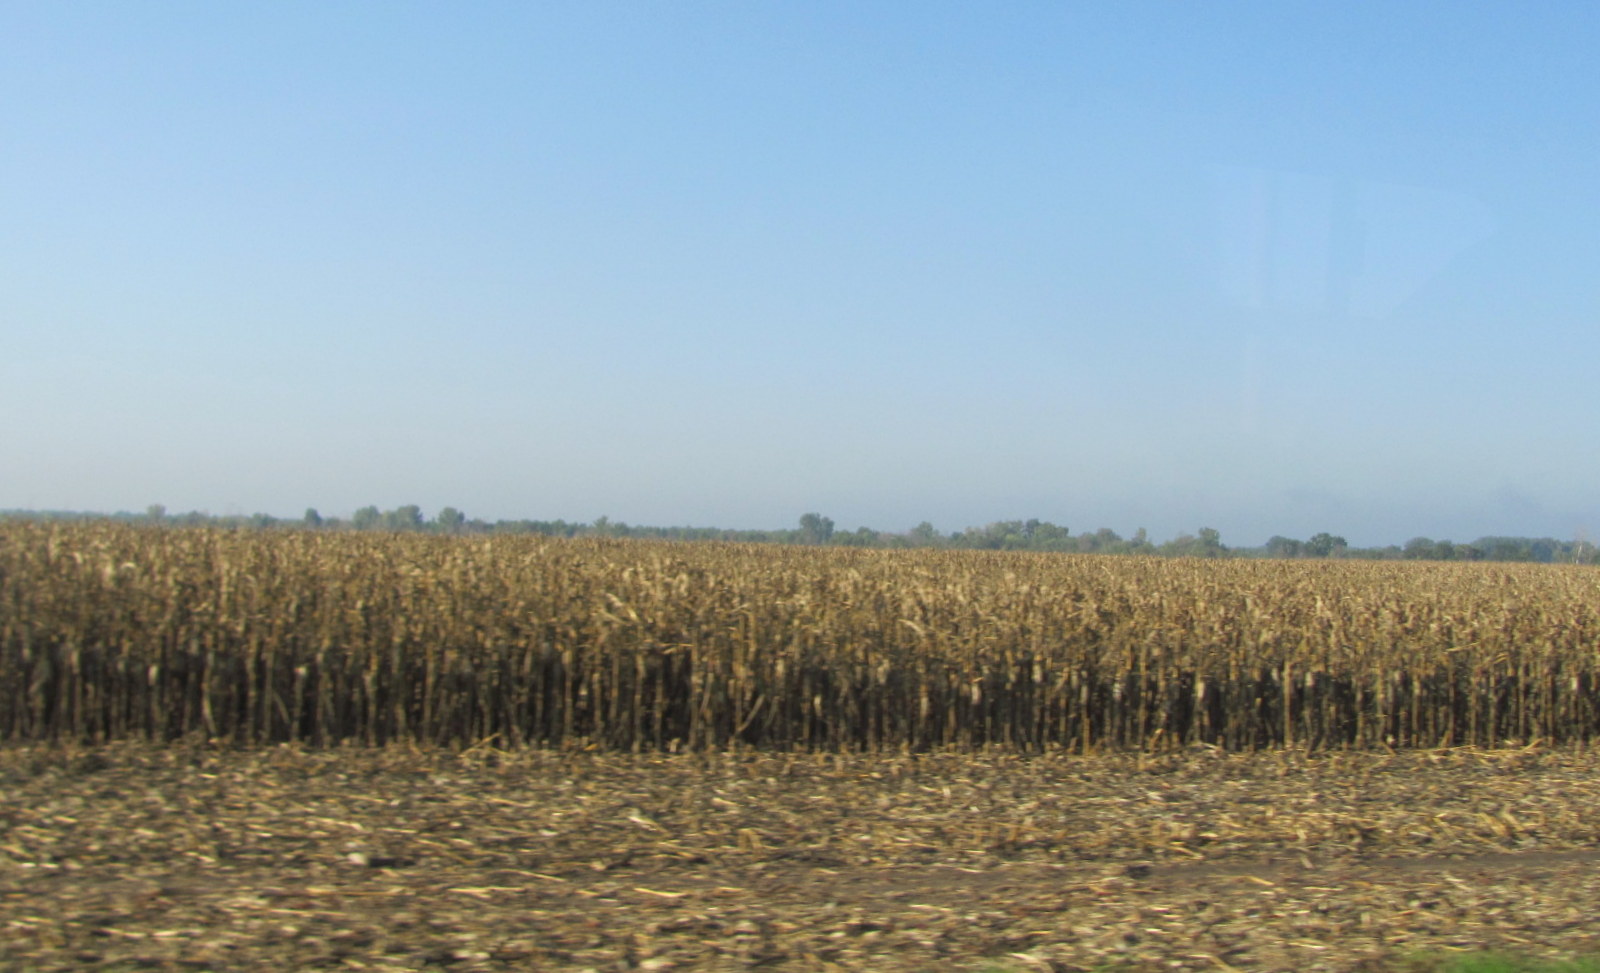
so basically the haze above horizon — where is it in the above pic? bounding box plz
[4,3,1596,548]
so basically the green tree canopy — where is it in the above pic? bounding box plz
[798,513,835,545]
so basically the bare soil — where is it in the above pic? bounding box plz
[4,742,1600,971]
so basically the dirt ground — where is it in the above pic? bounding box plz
[4,742,1600,972]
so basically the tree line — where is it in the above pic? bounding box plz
[3,505,1594,565]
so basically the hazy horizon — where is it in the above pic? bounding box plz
[5,4,1597,549]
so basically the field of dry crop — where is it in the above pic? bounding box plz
[6,524,1600,970]
[4,523,1600,751]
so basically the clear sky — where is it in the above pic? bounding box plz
[3,3,1596,547]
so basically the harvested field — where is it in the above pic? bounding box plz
[5,742,1600,971]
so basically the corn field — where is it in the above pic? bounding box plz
[2,522,1598,750]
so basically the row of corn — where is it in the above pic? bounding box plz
[2,522,1597,750]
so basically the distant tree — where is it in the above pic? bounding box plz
[384,505,424,531]
[1470,536,1562,563]
[908,521,941,546]
[1029,523,1065,549]
[1305,532,1348,558]
[1076,527,1119,553]
[1162,527,1227,559]
[953,521,1026,550]
[436,507,465,533]
[798,512,835,545]
[1573,538,1596,565]
[352,506,382,530]
[1265,535,1303,558]
[836,526,882,547]
[145,504,166,524]
[1161,533,1198,556]
[1402,536,1435,559]
[303,507,323,528]
[978,521,1026,549]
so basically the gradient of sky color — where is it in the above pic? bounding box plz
[3,3,1596,547]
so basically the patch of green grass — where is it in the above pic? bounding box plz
[1446,956,1600,973]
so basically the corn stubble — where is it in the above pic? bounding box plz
[3,522,1597,750]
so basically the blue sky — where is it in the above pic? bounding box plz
[3,3,1596,547]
